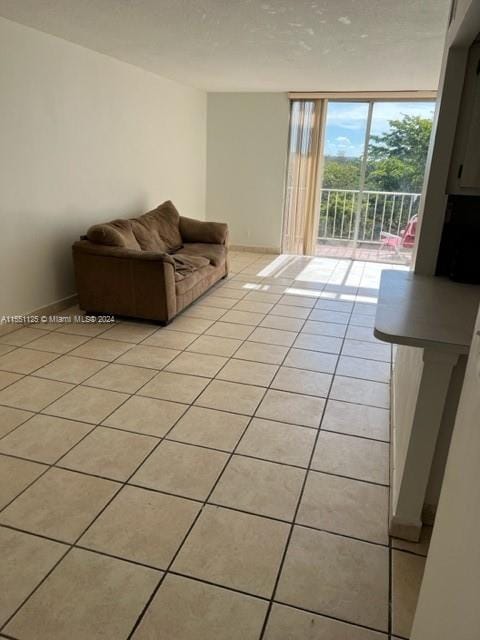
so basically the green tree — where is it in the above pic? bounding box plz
[322,156,361,189]
[366,114,432,192]
[320,157,361,238]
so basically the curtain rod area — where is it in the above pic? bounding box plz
[288,90,437,100]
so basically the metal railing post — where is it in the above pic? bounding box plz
[317,189,421,246]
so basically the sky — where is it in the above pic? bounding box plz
[324,101,435,158]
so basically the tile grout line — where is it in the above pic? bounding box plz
[0,265,386,487]
[3,490,426,559]
[0,320,168,519]
[0,462,393,547]
[0,280,394,584]
[0,309,233,634]
[0,328,207,634]
[257,259,370,639]
[125,257,331,637]
[0,275,253,444]
[0,426,391,486]
[123,265,293,635]
[0,327,389,357]
[124,401,259,636]
[0,255,404,638]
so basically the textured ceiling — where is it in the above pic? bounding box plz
[0,0,451,91]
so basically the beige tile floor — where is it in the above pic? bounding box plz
[0,252,429,640]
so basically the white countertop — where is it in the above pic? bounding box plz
[374,270,480,353]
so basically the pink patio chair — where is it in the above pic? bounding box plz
[380,215,417,255]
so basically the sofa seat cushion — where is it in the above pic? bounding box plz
[179,243,226,267]
[175,264,217,296]
[172,253,210,282]
[176,263,226,312]
[133,201,183,253]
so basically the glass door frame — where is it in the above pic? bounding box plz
[287,91,437,258]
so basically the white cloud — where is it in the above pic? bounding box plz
[325,136,364,157]
[335,136,351,147]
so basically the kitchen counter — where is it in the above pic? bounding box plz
[374,270,480,353]
[375,270,480,540]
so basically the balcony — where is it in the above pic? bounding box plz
[316,188,421,264]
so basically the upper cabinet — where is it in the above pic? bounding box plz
[448,40,480,194]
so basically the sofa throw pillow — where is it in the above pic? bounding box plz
[86,219,141,250]
[180,216,228,245]
[134,200,183,253]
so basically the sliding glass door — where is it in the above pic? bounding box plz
[319,101,370,254]
[284,97,435,264]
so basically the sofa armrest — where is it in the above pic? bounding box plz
[72,240,176,322]
[179,216,228,245]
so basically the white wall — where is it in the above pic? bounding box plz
[0,17,206,315]
[206,93,289,250]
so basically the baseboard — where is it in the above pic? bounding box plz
[230,244,281,254]
[28,294,79,318]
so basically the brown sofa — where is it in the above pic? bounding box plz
[72,200,228,324]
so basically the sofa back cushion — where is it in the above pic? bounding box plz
[133,201,183,253]
[85,200,183,254]
[86,219,141,250]
[131,214,168,252]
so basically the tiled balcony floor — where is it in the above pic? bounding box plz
[316,242,413,265]
[0,252,429,639]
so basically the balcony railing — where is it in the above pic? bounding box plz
[317,188,421,244]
